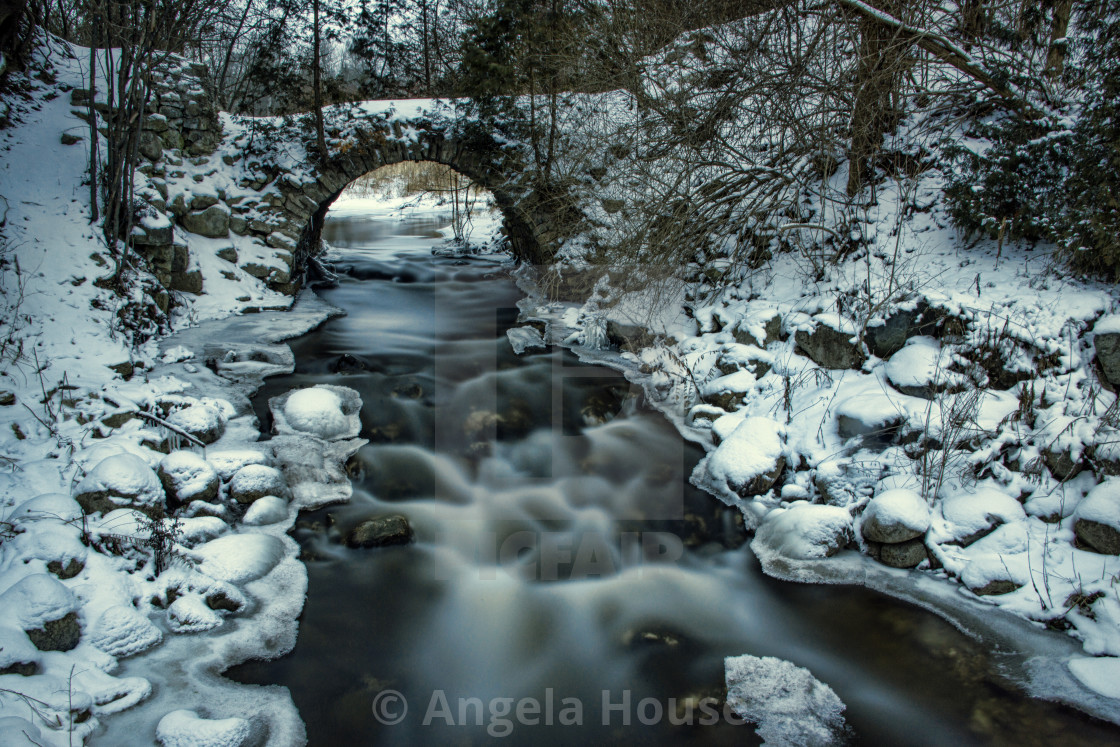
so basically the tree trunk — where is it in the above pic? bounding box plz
[961,0,985,42]
[1046,0,1073,78]
[88,2,99,223]
[846,2,905,197]
[313,0,327,161]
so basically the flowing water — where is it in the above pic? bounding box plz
[229,209,1120,746]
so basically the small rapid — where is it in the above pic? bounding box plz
[228,209,1120,746]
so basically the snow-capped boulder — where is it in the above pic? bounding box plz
[752,503,854,560]
[227,464,289,504]
[241,495,289,526]
[158,451,220,505]
[705,416,786,498]
[860,488,930,544]
[167,594,223,633]
[1094,314,1120,387]
[731,309,782,349]
[74,452,165,515]
[0,574,81,651]
[507,326,545,354]
[865,306,925,359]
[193,533,286,584]
[885,337,952,399]
[794,314,864,370]
[90,605,163,658]
[834,392,907,444]
[11,523,87,579]
[724,654,846,745]
[206,449,271,480]
[1074,479,1120,555]
[269,384,361,441]
[166,401,227,444]
[0,626,40,675]
[961,553,1027,596]
[156,710,251,747]
[933,488,1026,547]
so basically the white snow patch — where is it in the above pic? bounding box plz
[753,503,854,560]
[1069,657,1120,700]
[192,534,286,584]
[156,709,251,747]
[724,654,847,745]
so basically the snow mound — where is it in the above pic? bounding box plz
[0,717,43,746]
[0,626,40,670]
[860,489,930,544]
[270,384,361,440]
[705,416,785,498]
[884,337,952,395]
[753,504,854,561]
[76,452,165,510]
[242,496,289,526]
[193,533,287,584]
[507,326,546,354]
[156,709,251,747]
[228,464,290,503]
[166,402,228,444]
[724,654,847,745]
[90,605,163,658]
[167,594,224,634]
[1069,657,1120,700]
[0,573,78,629]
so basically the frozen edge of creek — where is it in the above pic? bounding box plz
[509,266,1120,730]
[94,290,358,746]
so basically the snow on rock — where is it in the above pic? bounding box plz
[8,492,83,524]
[1069,657,1120,700]
[167,593,224,634]
[931,487,1026,546]
[0,625,41,672]
[270,384,361,440]
[166,401,228,445]
[90,604,163,658]
[72,667,153,715]
[960,551,1027,596]
[227,464,290,504]
[704,416,786,499]
[884,337,954,398]
[834,391,909,443]
[242,495,289,526]
[193,533,286,584]
[860,489,930,544]
[724,654,846,745]
[1074,479,1120,555]
[74,452,165,514]
[158,451,220,505]
[156,710,251,747]
[206,449,270,480]
[752,503,854,561]
[0,573,79,631]
[178,516,230,545]
[507,326,546,354]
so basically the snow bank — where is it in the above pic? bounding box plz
[753,503,854,561]
[156,710,250,747]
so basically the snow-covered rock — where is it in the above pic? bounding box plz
[724,654,846,745]
[193,533,286,584]
[158,450,220,505]
[884,337,953,399]
[0,626,40,674]
[242,495,289,525]
[1074,479,1120,554]
[166,401,228,444]
[90,604,163,658]
[269,384,361,440]
[507,325,545,354]
[752,503,854,560]
[960,551,1027,596]
[74,452,165,514]
[167,593,224,633]
[705,416,786,498]
[933,487,1026,547]
[156,709,251,747]
[227,464,289,504]
[794,314,864,370]
[834,392,908,444]
[0,573,80,651]
[1094,315,1120,387]
[8,492,83,524]
[860,488,930,544]
[206,449,271,480]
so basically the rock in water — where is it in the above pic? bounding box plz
[345,515,414,549]
[860,488,930,544]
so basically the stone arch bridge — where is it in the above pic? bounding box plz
[123,60,575,299]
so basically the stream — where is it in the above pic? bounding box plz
[228,209,1120,745]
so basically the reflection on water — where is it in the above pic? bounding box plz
[229,212,1120,746]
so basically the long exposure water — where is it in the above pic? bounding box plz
[228,208,1120,746]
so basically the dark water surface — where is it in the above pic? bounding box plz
[228,211,1120,746]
